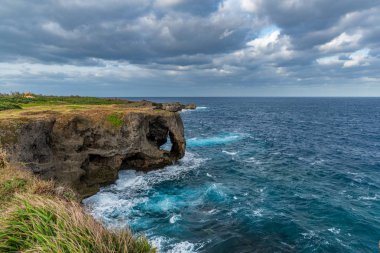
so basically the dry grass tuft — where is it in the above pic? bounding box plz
[0,155,155,252]
[0,194,154,253]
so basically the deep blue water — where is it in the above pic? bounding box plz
[84,98,380,253]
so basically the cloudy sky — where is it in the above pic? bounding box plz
[0,0,379,96]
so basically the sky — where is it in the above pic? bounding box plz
[0,0,379,97]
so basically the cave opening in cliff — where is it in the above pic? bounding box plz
[160,134,172,152]
[146,119,174,153]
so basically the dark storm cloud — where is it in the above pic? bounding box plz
[0,0,248,64]
[0,0,379,96]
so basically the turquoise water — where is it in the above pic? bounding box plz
[84,98,380,253]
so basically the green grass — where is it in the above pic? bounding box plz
[0,151,155,253]
[0,92,129,111]
[0,102,22,111]
[106,113,124,128]
[0,196,155,253]
[0,178,27,203]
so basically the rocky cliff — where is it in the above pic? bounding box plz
[0,105,186,198]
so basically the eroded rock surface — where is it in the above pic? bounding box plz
[0,107,185,198]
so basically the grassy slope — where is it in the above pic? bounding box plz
[0,151,155,252]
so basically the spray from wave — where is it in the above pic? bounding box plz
[83,152,207,251]
[187,133,247,147]
[181,106,208,113]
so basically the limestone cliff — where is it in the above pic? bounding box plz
[0,105,186,198]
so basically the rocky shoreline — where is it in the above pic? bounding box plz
[0,100,195,198]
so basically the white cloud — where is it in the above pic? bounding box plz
[245,30,294,60]
[316,48,370,68]
[58,0,146,8]
[319,32,362,52]
[155,0,184,8]
[316,55,341,66]
[0,60,152,80]
[240,0,262,13]
[343,48,370,68]
[247,30,280,48]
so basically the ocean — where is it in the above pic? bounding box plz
[83,98,380,253]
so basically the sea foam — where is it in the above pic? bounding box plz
[83,152,205,228]
[187,133,247,147]
[151,236,204,253]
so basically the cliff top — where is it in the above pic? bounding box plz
[0,93,195,120]
[0,92,129,109]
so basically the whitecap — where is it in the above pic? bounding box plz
[204,183,226,202]
[301,230,317,239]
[358,194,379,201]
[187,133,247,147]
[169,241,199,253]
[206,173,213,178]
[328,227,341,234]
[252,208,264,217]
[280,241,295,249]
[245,157,262,165]
[169,214,182,224]
[222,150,238,156]
[310,159,325,166]
[156,198,174,212]
[150,236,204,253]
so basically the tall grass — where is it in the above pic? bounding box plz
[0,156,59,208]
[0,152,155,253]
[0,195,154,253]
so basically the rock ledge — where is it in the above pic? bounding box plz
[0,105,187,198]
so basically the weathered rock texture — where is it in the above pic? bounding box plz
[0,107,186,198]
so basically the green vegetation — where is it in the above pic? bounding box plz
[0,196,154,253]
[0,151,155,253]
[0,92,129,111]
[106,113,124,128]
[0,102,22,111]
[0,178,27,203]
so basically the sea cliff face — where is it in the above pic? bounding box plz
[0,106,186,198]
